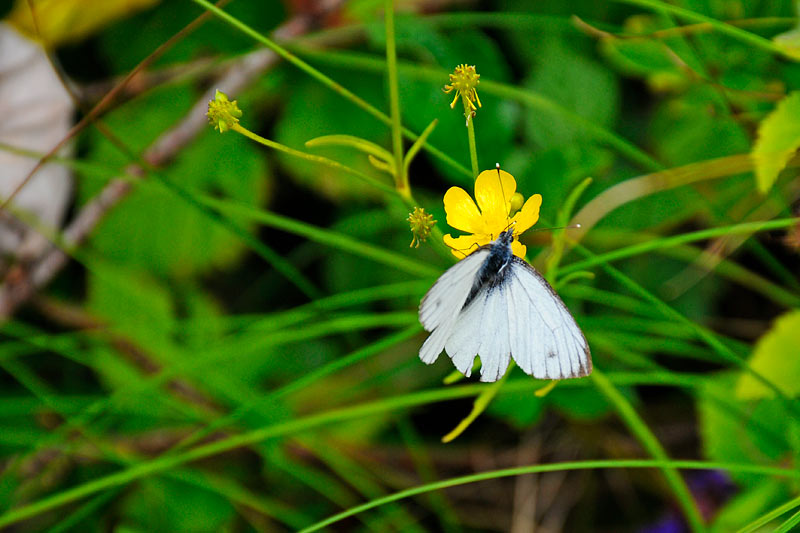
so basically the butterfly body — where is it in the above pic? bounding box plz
[463,230,514,308]
[419,230,591,382]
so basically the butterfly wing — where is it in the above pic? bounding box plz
[418,248,489,364]
[506,257,591,380]
[444,282,511,381]
[419,251,591,382]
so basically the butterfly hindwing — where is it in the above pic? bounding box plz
[443,282,510,381]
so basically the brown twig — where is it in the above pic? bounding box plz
[0,12,319,319]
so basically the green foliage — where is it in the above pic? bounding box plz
[3,0,800,531]
[525,40,619,151]
[119,477,234,532]
[736,310,800,399]
[275,73,389,200]
[752,91,800,193]
[699,374,791,486]
[82,86,269,278]
[711,478,788,533]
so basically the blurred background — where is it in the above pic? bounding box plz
[1,0,800,531]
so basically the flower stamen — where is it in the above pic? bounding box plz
[207,89,242,133]
[408,207,437,248]
[443,64,481,118]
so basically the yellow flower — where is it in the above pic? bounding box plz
[207,90,242,133]
[442,168,542,259]
[443,64,482,112]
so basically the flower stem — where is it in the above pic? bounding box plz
[384,0,408,198]
[231,124,397,196]
[463,98,479,178]
[193,0,471,180]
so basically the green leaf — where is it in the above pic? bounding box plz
[736,310,800,399]
[699,373,790,486]
[82,85,269,277]
[87,262,174,354]
[274,73,388,200]
[773,9,800,62]
[550,385,616,420]
[650,86,749,166]
[752,91,800,194]
[711,478,787,533]
[98,1,286,72]
[599,15,688,92]
[524,40,619,150]
[119,477,234,532]
[487,384,545,427]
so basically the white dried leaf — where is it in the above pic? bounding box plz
[0,22,73,260]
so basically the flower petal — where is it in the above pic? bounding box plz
[443,186,484,235]
[511,239,527,259]
[511,193,542,236]
[474,169,517,237]
[443,233,490,259]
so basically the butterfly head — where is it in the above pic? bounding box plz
[497,220,517,244]
[494,227,517,254]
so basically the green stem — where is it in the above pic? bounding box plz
[592,369,706,533]
[384,0,408,197]
[293,47,661,172]
[463,98,479,177]
[738,494,800,533]
[299,459,799,532]
[573,243,800,416]
[0,371,795,529]
[198,193,439,277]
[232,124,396,196]
[191,0,470,180]
[610,0,794,59]
[560,217,800,277]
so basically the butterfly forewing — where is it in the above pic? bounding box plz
[419,248,488,332]
[418,248,489,364]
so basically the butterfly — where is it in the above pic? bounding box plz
[418,228,591,382]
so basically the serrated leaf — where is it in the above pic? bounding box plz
[752,92,800,194]
[736,310,800,399]
[273,74,388,200]
[599,14,687,92]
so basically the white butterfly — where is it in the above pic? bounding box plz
[419,229,591,382]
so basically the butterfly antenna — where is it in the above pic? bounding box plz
[495,162,512,234]
[529,223,582,233]
[444,240,481,257]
